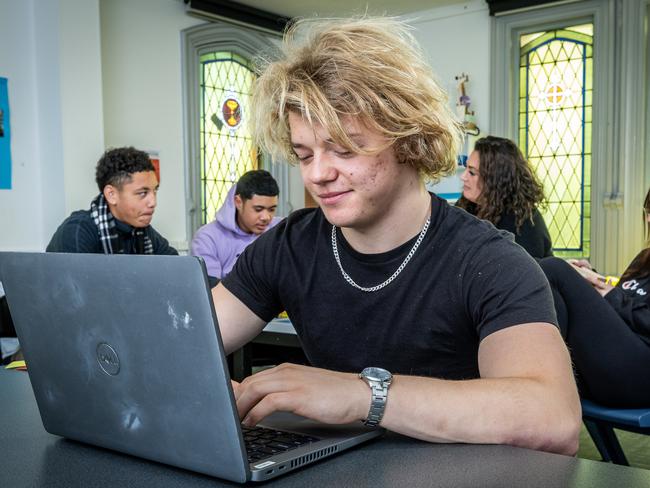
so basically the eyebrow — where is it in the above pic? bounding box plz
[291,134,365,149]
[326,133,363,143]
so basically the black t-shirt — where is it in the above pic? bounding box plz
[222,194,557,379]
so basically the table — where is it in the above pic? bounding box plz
[2,369,650,487]
[230,319,303,381]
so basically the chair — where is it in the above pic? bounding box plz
[581,398,650,465]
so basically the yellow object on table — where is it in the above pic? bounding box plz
[5,360,26,370]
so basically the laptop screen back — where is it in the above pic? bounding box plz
[0,252,249,482]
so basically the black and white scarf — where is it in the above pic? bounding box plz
[90,194,153,254]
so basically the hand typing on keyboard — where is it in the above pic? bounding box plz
[234,363,370,427]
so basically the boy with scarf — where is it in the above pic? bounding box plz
[47,147,177,255]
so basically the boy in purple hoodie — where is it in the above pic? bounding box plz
[191,170,281,284]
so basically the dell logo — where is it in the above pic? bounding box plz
[96,343,120,376]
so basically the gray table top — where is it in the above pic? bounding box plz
[262,318,296,335]
[2,368,650,487]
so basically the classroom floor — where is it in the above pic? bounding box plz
[578,424,650,470]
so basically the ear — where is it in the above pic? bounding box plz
[234,194,244,211]
[103,185,118,206]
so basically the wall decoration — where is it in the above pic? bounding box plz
[455,73,480,167]
[0,77,11,190]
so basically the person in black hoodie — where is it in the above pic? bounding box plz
[456,136,553,259]
[47,146,177,255]
[539,187,650,407]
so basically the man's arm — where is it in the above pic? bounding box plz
[381,322,580,453]
[234,322,581,455]
[212,283,266,354]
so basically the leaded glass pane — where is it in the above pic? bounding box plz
[200,51,258,224]
[519,24,593,258]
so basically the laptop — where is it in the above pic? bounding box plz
[0,252,382,482]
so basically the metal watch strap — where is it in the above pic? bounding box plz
[364,380,388,427]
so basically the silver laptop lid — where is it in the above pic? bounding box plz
[0,252,249,482]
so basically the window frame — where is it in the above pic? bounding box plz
[181,22,286,240]
[518,24,594,257]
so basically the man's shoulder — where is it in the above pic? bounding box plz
[191,219,253,263]
[194,218,236,242]
[249,208,322,252]
[273,208,322,235]
[53,209,97,236]
[268,216,283,229]
[46,209,99,253]
[433,199,525,271]
[61,209,94,226]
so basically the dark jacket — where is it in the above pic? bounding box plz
[46,210,178,255]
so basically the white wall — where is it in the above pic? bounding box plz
[0,0,44,251]
[100,0,205,250]
[60,0,105,215]
[406,0,491,198]
[409,0,490,135]
[0,0,104,252]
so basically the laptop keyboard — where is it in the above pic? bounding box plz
[242,425,320,464]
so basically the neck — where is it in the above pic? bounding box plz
[340,183,431,254]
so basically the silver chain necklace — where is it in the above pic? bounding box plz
[331,218,430,292]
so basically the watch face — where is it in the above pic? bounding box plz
[362,367,392,382]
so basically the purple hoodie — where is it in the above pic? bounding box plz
[190,185,281,279]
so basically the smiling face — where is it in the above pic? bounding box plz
[103,170,159,228]
[289,111,419,232]
[460,150,483,204]
[235,194,278,235]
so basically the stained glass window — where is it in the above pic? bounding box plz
[519,24,593,257]
[200,51,258,224]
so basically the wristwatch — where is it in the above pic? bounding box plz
[359,367,393,427]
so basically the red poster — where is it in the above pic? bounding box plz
[148,151,160,183]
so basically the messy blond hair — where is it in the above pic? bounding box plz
[251,17,462,180]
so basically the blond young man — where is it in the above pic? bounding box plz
[213,18,581,455]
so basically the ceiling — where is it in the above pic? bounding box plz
[231,0,469,19]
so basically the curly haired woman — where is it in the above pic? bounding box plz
[456,136,553,259]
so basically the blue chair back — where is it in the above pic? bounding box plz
[581,399,650,465]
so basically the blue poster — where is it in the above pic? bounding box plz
[0,77,11,189]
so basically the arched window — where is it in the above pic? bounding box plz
[490,0,650,274]
[199,50,258,224]
[182,23,286,239]
[519,24,593,257]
